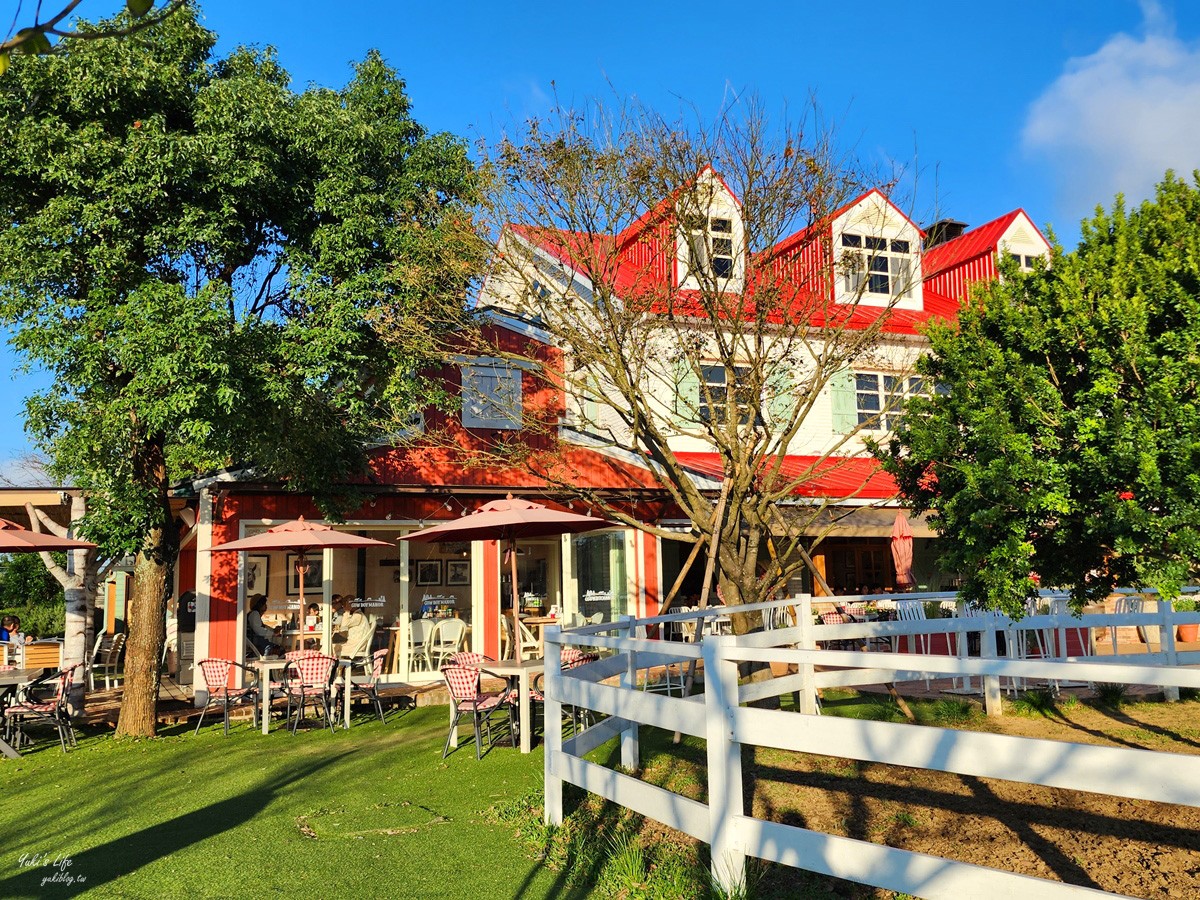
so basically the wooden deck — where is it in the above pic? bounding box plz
[79,681,448,727]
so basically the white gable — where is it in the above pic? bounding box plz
[832,193,924,311]
[998,211,1050,262]
[674,170,745,292]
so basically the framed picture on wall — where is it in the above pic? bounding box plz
[416,559,442,586]
[286,554,323,595]
[245,555,270,595]
[446,560,470,586]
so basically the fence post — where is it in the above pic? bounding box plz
[981,621,1002,717]
[543,625,564,826]
[1161,602,1180,702]
[703,634,746,893]
[618,615,640,769]
[797,594,818,715]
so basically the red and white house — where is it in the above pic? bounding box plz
[173,176,1049,688]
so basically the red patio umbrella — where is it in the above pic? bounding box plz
[399,496,616,657]
[890,511,915,588]
[210,516,393,606]
[0,517,96,552]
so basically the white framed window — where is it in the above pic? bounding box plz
[854,373,928,431]
[1007,252,1041,271]
[841,233,913,297]
[461,360,522,430]
[700,364,760,425]
[688,217,736,280]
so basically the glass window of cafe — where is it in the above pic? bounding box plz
[570,530,627,623]
[241,527,473,657]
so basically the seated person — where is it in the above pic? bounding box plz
[331,600,374,660]
[303,602,322,650]
[246,594,282,655]
[0,615,24,646]
[331,594,350,627]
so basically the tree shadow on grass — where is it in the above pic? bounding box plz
[1088,702,1200,750]
[0,752,350,898]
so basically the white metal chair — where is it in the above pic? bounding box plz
[426,617,468,670]
[515,617,541,660]
[893,600,930,688]
[409,618,435,671]
[634,623,685,696]
[90,632,126,690]
[1111,595,1145,654]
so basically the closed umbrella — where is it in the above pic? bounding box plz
[400,495,615,657]
[890,511,915,588]
[211,516,393,606]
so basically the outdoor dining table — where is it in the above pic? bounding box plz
[248,657,353,735]
[479,658,544,754]
[0,668,41,758]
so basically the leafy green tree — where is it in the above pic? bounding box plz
[878,172,1200,612]
[0,8,479,734]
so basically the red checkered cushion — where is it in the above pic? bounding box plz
[441,664,482,702]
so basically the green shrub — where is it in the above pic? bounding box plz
[1095,682,1130,708]
[1010,688,1057,716]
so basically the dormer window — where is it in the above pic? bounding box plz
[841,233,913,298]
[710,218,734,278]
[1007,252,1041,272]
[688,217,736,280]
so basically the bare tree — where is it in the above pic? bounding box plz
[472,96,926,630]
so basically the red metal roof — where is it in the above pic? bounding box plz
[922,210,1029,280]
[673,452,899,501]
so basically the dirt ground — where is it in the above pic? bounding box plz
[748,692,1200,899]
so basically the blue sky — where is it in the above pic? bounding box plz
[3,0,1200,477]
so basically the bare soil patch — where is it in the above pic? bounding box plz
[747,695,1200,898]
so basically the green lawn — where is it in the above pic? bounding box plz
[0,707,567,899]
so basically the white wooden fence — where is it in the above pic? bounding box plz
[542,596,1200,898]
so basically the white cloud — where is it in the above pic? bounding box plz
[1022,2,1200,218]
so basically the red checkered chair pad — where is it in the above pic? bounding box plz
[197,659,254,698]
[441,665,504,712]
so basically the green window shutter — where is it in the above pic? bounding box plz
[767,366,794,424]
[673,359,700,424]
[829,368,857,434]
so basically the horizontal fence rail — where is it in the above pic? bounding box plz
[542,593,1200,899]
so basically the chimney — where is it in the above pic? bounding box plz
[924,218,968,249]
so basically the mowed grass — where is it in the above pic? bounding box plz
[0,707,563,899]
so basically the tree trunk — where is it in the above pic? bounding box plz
[116,528,173,737]
[63,584,90,712]
[28,496,97,714]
